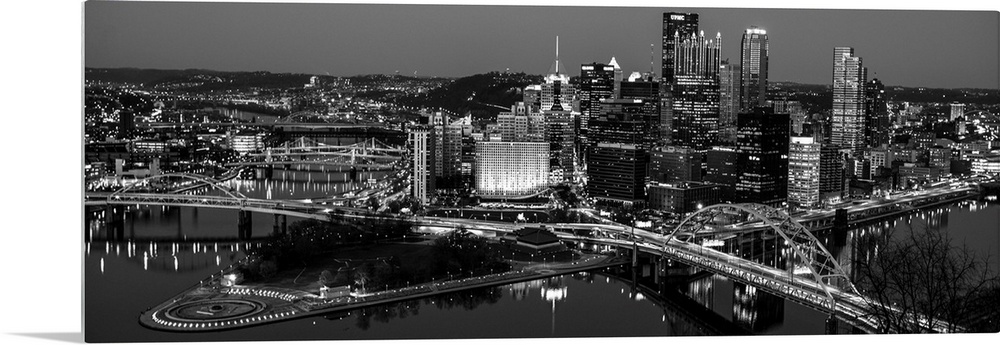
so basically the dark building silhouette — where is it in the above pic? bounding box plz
[589,99,648,148]
[620,75,663,148]
[705,146,739,201]
[735,107,789,207]
[820,144,850,203]
[579,61,618,153]
[865,78,890,148]
[647,181,723,214]
[587,143,646,206]
[649,145,702,183]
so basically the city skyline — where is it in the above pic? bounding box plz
[84,2,999,89]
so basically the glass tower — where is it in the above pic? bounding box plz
[831,47,866,157]
[661,12,700,82]
[739,27,768,112]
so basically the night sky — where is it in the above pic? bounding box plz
[84,1,999,89]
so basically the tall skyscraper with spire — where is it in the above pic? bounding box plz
[739,26,768,112]
[831,47,866,157]
[536,36,576,182]
[662,12,700,82]
[541,36,574,113]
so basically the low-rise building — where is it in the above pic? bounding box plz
[647,181,723,215]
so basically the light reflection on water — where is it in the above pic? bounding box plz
[83,200,1000,341]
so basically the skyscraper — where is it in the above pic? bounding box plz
[662,12,700,82]
[950,102,966,121]
[670,30,721,152]
[539,37,575,113]
[706,145,739,201]
[820,144,850,204]
[587,143,646,206]
[409,125,436,205]
[735,107,789,207]
[865,78,890,148]
[719,59,740,143]
[620,73,663,148]
[535,37,578,182]
[587,99,649,206]
[579,61,617,151]
[788,136,821,210]
[739,27,769,112]
[649,145,702,183]
[589,99,648,148]
[831,47,866,157]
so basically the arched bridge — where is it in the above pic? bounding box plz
[553,203,957,333]
[227,137,404,170]
[85,173,333,220]
[442,203,955,333]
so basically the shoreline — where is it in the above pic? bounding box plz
[139,253,627,332]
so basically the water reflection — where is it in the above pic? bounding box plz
[84,199,999,341]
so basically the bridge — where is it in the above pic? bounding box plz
[795,184,978,229]
[85,172,965,333]
[227,137,405,171]
[550,203,959,334]
[413,203,958,334]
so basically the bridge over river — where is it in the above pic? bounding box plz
[86,173,979,333]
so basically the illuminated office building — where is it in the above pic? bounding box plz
[475,140,549,198]
[662,12,700,81]
[788,136,821,210]
[409,125,436,204]
[587,143,646,205]
[831,47,866,157]
[739,26,768,112]
[950,102,965,121]
[719,59,740,143]
[620,73,663,148]
[579,61,617,149]
[670,30,721,152]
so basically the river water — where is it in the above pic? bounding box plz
[83,199,1000,342]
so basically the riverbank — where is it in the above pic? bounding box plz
[138,253,627,332]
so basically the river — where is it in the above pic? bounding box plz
[83,199,1000,342]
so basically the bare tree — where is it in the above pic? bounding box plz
[853,221,1000,333]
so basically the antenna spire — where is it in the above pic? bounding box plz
[649,43,654,75]
[555,36,560,73]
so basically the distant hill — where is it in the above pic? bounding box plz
[86,68,218,85]
[771,81,999,106]
[85,68,315,91]
[397,71,544,119]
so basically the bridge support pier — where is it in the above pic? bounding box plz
[238,210,253,239]
[654,256,666,285]
[833,209,848,246]
[273,214,287,235]
[825,314,839,334]
[258,166,274,180]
